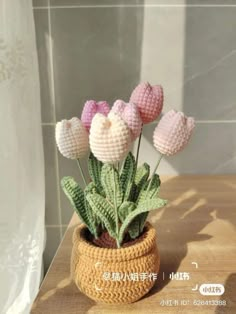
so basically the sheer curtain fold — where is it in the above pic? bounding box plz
[0,0,45,313]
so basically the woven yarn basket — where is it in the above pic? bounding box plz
[71,222,160,304]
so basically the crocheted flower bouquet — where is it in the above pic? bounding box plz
[55,82,195,304]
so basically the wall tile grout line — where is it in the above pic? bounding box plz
[195,120,236,123]
[47,1,56,125]
[33,7,48,10]
[46,224,69,228]
[47,0,63,239]
[33,4,236,10]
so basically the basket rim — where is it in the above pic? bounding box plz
[72,221,157,261]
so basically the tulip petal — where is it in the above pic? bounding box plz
[130,82,163,124]
[55,117,89,159]
[153,110,195,156]
[89,112,131,163]
[81,100,110,131]
[111,100,142,140]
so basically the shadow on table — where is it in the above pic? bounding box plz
[145,176,236,297]
[32,176,236,313]
[32,231,97,313]
[215,273,236,314]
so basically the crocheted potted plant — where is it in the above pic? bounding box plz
[55,82,195,304]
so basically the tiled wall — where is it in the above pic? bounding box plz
[33,0,236,271]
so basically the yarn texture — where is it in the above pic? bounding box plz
[55,117,89,159]
[89,112,131,163]
[81,100,110,131]
[71,222,160,304]
[130,82,163,124]
[55,83,195,305]
[111,100,142,140]
[153,110,195,156]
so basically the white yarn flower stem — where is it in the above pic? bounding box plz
[113,163,121,248]
[146,154,163,192]
[76,159,87,187]
[135,124,143,166]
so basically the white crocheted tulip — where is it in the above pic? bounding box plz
[111,100,142,140]
[153,110,195,156]
[55,117,89,159]
[89,112,131,163]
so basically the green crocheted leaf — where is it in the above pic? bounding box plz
[88,152,104,193]
[137,174,161,204]
[119,198,167,243]
[118,201,136,222]
[84,181,98,195]
[61,176,87,223]
[133,174,161,236]
[101,164,123,207]
[128,219,140,239]
[61,176,97,236]
[86,192,117,239]
[84,182,101,236]
[134,163,150,185]
[120,152,135,201]
[131,163,150,201]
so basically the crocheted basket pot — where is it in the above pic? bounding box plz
[71,222,160,304]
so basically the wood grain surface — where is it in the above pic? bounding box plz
[31,176,236,314]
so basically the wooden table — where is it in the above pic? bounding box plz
[32,176,236,314]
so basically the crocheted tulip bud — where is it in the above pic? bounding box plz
[153,110,195,156]
[89,112,131,163]
[55,117,89,159]
[81,100,110,131]
[111,100,142,140]
[130,82,163,124]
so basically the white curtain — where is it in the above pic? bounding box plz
[0,0,45,313]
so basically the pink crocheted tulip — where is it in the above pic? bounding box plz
[89,112,131,163]
[55,117,89,159]
[81,100,110,131]
[130,82,163,124]
[111,100,142,140]
[153,110,195,156]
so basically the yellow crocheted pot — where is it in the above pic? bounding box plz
[71,222,160,304]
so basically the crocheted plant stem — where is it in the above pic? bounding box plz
[113,164,121,248]
[146,154,163,193]
[135,124,143,166]
[76,159,87,187]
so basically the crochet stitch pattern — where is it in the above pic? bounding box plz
[89,112,131,163]
[81,100,110,131]
[55,81,195,304]
[71,222,160,304]
[55,117,89,159]
[130,82,163,124]
[153,110,195,156]
[111,100,142,140]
